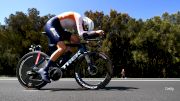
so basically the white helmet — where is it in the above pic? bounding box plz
[82,17,94,31]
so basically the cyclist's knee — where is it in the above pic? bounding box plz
[56,41,67,52]
[70,34,80,44]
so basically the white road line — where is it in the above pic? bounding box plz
[0,78,17,80]
[59,78,180,82]
[111,79,180,82]
[0,78,180,81]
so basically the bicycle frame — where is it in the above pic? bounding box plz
[61,49,82,69]
[33,43,90,71]
[61,43,91,69]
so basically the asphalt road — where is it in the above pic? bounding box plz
[0,78,179,101]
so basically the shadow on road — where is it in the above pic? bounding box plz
[104,86,139,91]
[40,86,138,91]
[41,88,86,91]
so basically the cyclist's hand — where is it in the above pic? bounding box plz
[96,30,104,35]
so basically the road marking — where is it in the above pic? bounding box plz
[23,89,39,92]
[0,78,17,80]
[59,78,180,82]
[111,79,180,82]
[0,78,180,81]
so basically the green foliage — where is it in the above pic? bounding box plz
[0,8,179,77]
[0,8,52,75]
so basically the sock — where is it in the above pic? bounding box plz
[43,60,54,72]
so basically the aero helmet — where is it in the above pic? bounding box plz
[82,17,94,31]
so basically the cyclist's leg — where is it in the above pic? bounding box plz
[39,42,66,83]
[63,34,80,53]
[70,34,80,44]
[69,34,80,53]
[50,41,66,61]
[39,17,66,83]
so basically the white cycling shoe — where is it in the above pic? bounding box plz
[38,68,51,83]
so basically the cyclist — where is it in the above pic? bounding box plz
[38,11,104,83]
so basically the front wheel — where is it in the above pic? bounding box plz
[16,51,49,89]
[75,52,113,89]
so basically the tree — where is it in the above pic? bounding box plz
[0,8,180,77]
[0,8,53,75]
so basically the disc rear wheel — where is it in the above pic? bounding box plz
[16,52,49,89]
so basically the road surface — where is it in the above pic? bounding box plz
[0,78,179,101]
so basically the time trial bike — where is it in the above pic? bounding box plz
[16,32,113,89]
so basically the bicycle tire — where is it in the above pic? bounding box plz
[74,52,113,89]
[16,51,49,89]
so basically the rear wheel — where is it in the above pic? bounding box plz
[75,52,113,89]
[16,51,49,89]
